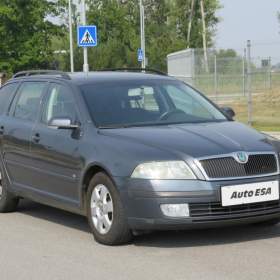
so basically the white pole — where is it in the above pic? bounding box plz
[200,0,209,73]
[139,0,146,68]
[187,0,195,48]
[81,0,89,73]
[68,0,74,73]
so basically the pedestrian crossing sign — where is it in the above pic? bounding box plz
[78,25,97,47]
[137,48,144,62]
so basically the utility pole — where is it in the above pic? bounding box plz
[139,0,146,68]
[200,0,209,73]
[68,0,74,73]
[187,0,195,48]
[247,40,252,125]
[81,0,89,73]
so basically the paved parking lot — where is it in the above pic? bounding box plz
[0,199,280,280]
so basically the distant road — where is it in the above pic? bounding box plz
[264,132,280,139]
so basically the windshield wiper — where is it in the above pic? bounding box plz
[98,119,228,129]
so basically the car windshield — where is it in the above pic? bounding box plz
[81,79,227,128]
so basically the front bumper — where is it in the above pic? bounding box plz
[114,175,280,230]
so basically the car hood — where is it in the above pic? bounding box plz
[99,121,276,159]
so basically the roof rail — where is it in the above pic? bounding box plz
[99,68,167,76]
[12,70,71,80]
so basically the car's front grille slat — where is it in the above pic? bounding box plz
[199,154,278,179]
[190,201,280,218]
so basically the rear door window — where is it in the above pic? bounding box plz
[42,83,78,124]
[13,82,46,122]
[0,83,19,115]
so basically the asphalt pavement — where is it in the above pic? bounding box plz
[1,199,280,280]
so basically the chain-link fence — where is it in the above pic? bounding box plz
[167,48,280,131]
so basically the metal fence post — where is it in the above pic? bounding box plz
[247,40,252,126]
[214,55,218,102]
[268,56,272,90]
[242,48,246,96]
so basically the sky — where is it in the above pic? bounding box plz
[216,0,280,63]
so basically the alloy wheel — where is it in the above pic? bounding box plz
[90,184,114,235]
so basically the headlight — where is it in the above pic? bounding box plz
[131,161,196,180]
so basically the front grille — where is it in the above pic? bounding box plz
[189,201,280,219]
[199,154,278,179]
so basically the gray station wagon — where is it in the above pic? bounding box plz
[0,70,280,245]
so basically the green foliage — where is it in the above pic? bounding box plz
[215,49,243,74]
[0,0,65,74]
[171,0,220,48]
[87,0,140,70]
[0,0,221,73]
[82,0,220,71]
[143,0,186,71]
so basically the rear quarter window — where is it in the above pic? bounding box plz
[0,83,18,115]
[13,82,46,122]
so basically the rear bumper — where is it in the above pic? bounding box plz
[114,175,280,230]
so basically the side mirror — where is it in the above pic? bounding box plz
[221,107,235,119]
[48,118,79,129]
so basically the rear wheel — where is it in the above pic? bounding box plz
[86,172,132,245]
[0,166,19,213]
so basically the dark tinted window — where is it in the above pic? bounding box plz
[14,82,46,122]
[0,83,18,115]
[80,80,227,127]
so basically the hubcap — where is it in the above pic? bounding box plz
[90,184,113,235]
[0,171,2,198]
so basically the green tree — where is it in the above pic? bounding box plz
[143,0,185,70]
[86,0,140,70]
[171,0,220,48]
[215,49,243,74]
[52,1,84,71]
[0,0,220,73]
[0,0,65,74]
[83,0,220,71]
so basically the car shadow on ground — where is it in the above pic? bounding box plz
[17,199,90,233]
[133,225,280,248]
[18,199,280,248]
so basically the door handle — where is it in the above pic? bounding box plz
[0,126,4,135]
[32,133,40,143]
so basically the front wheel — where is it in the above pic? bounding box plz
[86,172,132,245]
[0,166,19,213]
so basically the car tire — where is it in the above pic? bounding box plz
[253,217,280,227]
[86,172,132,245]
[0,164,19,213]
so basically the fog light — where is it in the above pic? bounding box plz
[160,204,190,218]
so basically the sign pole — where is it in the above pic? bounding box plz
[81,0,89,73]
[139,0,146,69]
[68,0,74,73]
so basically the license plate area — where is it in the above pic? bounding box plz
[221,180,279,207]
